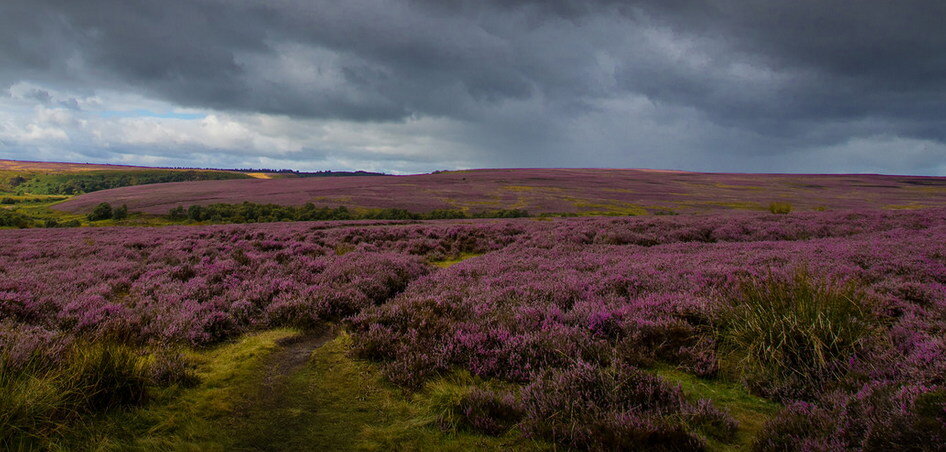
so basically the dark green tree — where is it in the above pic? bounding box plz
[87,202,113,221]
[112,204,129,220]
[168,206,186,220]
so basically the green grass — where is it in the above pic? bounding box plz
[430,253,484,268]
[1,343,152,450]
[654,366,780,451]
[54,330,545,451]
[51,330,294,450]
[0,192,85,228]
[266,332,542,451]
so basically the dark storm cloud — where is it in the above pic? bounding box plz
[0,0,944,172]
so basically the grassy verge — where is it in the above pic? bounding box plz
[654,366,780,451]
[55,330,546,451]
[55,330,295,450]
[245,332,543,451]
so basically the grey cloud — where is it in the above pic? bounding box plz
[58,98,80,110]
[25,88,52,104]
[0,0,944,174]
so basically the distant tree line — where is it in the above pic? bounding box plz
[168,202,529,223]
[11,170,250,195]
[224,168,388,177]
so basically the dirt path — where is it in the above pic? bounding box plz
[221,327,338,451]
[259,328,337,400]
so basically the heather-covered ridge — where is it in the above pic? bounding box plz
[2,209,944,449]
[0,159,164,173]
[55,168,946,216]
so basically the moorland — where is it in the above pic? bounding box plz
[1,160,944,450]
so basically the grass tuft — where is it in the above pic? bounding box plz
[716,267,878,401]
[768,202,793,214]
[0,343,150,448]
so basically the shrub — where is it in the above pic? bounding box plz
[716,267,878,400]
[168,205,186,220]
[0,210,33,228]
[768,202,793,214]
[87,202,113,221]
[423,382,525,436]
[755,385,946,450]
[520,362,706,450]
[112,204,128,220]
[456,387,524,435]
[752,402,837,451]
[683,399,739,443]
[148,351,199,388]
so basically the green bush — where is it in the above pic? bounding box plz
[768,202,793,214]
[87,202,113,221]
[0,210,33,228]
[716,267,878,401]
[112,204,129,220]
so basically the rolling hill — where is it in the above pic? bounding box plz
[54,168,946,216]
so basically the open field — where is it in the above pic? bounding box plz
[55,168,946,216]
[2,208,944,449]
[0,159,168,173]
[0,159,395,228]
[0,159,251,196]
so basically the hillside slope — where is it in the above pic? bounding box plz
[54,168,946,215]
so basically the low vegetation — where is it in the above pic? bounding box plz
[2,208,945,449]
[168,202,530,223]
[768,202,793,214]
[52,167,946,216]
[0,341,162,448]
[716,268,878,401]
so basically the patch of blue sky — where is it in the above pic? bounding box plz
[97,109,206,120]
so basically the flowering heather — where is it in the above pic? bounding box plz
[2,208,945,448]
[55,168,946,215]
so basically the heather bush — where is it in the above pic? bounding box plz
[756,384,946,450]
[520,361,711,450]
[1,208,945,447]
[716,268,879,400]
[423,378,524,436]
[148,350,199,388]
[751,401,838,451]
[455,387,524,435]
[683,399,739,443]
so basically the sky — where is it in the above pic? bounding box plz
[1,1,945,175]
